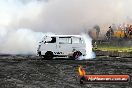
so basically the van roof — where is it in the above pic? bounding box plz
[44,35,82,37]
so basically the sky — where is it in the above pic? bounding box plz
[0,0,132,54]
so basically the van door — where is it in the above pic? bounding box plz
[71,37,85,53]
[58,37,72,56]
[40,37,57,55]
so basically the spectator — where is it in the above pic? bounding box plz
[94,25,100,39]
[109,26,114,39]
[128,25,132,36]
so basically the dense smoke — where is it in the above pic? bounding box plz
[0,28,44,54]
[0,0,132,54]
[1,0,132,33]
[78,33,95,60]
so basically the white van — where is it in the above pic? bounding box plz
[37,35,86,59]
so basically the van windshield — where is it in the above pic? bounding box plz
[45,37,56,43]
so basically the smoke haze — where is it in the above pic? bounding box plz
[0,0,132,54]
[0,28,44,54]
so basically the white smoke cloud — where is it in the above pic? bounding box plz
[0,0,132,54]
[1,0,131,33]
[77,33,95,60]
[0,0,45,54]
[0,28,44,54]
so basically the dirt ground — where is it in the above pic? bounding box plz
[0,55,131,88]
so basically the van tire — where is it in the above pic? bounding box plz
[73,51,82,60]
[44,51,53,60]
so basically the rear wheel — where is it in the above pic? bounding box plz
[44,51,53,60]
[73,51,82,60]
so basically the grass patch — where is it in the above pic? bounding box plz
[94,44,132,53]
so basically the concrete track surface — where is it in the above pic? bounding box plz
[0,55,132,88]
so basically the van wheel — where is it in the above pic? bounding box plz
[73,51,82,60]
[44,51,53,60]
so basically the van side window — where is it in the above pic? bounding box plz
[72,37,81,44]
[45,37,56,43]
[59,37,71,44]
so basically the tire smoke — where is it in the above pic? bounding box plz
[77,33,95,60]
[0,28,44,54]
